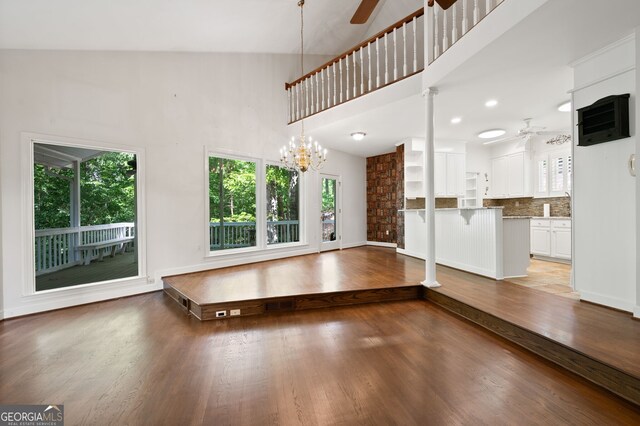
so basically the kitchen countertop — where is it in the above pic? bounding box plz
[531,216,571,219]
[503,216,531,219]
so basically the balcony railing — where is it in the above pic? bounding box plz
[286,8,425,124]
[35,222,135,276]
[209,220,301,250]
[428,0,505,63]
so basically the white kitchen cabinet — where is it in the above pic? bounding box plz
[434,152,446,196]
[530,218,571,261]
[507,152,525,196]
[434,152,465,197]
[530,219,552,256]
[491,156,507,198]
[491,152,531,198]
[551,220,572,260]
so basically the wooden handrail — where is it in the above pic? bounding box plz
[285,7,424,90]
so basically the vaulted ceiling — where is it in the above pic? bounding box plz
[0,0,421,56]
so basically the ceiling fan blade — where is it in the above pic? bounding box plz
[427,0,457,10]
[350,0,379,24]
[536,130,564,136]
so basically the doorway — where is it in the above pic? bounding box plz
[320,175,340,251]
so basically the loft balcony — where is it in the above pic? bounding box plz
[284,0,509,124]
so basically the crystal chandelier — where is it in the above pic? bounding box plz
[280,0,327,173]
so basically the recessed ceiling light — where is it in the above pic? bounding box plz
[450,117,462,124]
[558,101,571,112]
[485,99,498,107]
[478,129,506,139]
[351,132,366,141]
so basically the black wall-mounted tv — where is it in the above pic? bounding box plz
[577,94,630,146]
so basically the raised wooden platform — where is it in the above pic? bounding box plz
[163,247,424,320]
[162,246,640,406]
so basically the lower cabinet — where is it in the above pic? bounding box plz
[530,218,571,260]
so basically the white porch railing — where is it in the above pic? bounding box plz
[286,8,425,124]
[322,219,336,242]
[209,220,300,250]
[34,222,135,276]
[428,0,505,63]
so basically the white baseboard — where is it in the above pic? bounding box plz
[366,241,397,248]
[3,279,162,319]
[633,305,640,319]
[341,241,367,249]
[396,247,423,259]
[579,290,634,313]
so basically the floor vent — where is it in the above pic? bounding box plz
[265,300,295,312]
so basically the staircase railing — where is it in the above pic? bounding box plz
[286,8,425,124]
[428,0,505,63]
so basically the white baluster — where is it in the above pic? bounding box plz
[287,87,291,122]
[462,0,469,34]
[402,23,407,76]
[310,76,314,114]
[442,8,449,53]
[360,48,364,95]
[473,0,480,25]
[294,84,299,121]
[376,39,380,87]
[434,7,440,58]
[339,60,343,103]
[412,16,417,72]
[332,62,342,106]
[315,72,319,112]
[352,53,357,98]
[321,69,325,110]
[393,27,398,80]
[305,79,309,117]
[452,4,458,44]
[384,34,389,84]
[367,43,372,92]
[346,57,350,101]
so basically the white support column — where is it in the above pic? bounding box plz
[422,87,440,288]
[71,159,81,262]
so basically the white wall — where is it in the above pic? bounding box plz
[572,35,637,312]
[636,28,640,319]
[0,50,366,318]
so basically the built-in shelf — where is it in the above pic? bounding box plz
[460,172,480,208]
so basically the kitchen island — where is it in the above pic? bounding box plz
[400,207,530,280]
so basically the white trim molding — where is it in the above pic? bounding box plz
[633,306,640,319]
[580,290,635,314]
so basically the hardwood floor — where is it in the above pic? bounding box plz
[163,247,424,305]
[434,265,640,380]
[1,293,638,425]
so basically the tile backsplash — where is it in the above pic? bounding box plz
[483,197,571,217]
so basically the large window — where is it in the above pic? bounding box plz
[33,142,138,292]
[208,156,257,251]
[207,155,303,254]
[266,165,299,245]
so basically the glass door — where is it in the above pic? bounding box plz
[320,175,340,251]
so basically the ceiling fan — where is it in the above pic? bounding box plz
[483,119,558,145]
[351,0,457,25]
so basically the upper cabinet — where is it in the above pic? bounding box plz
[435,152,465,197]
[534,148,572,198]
[490,151,531,198]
